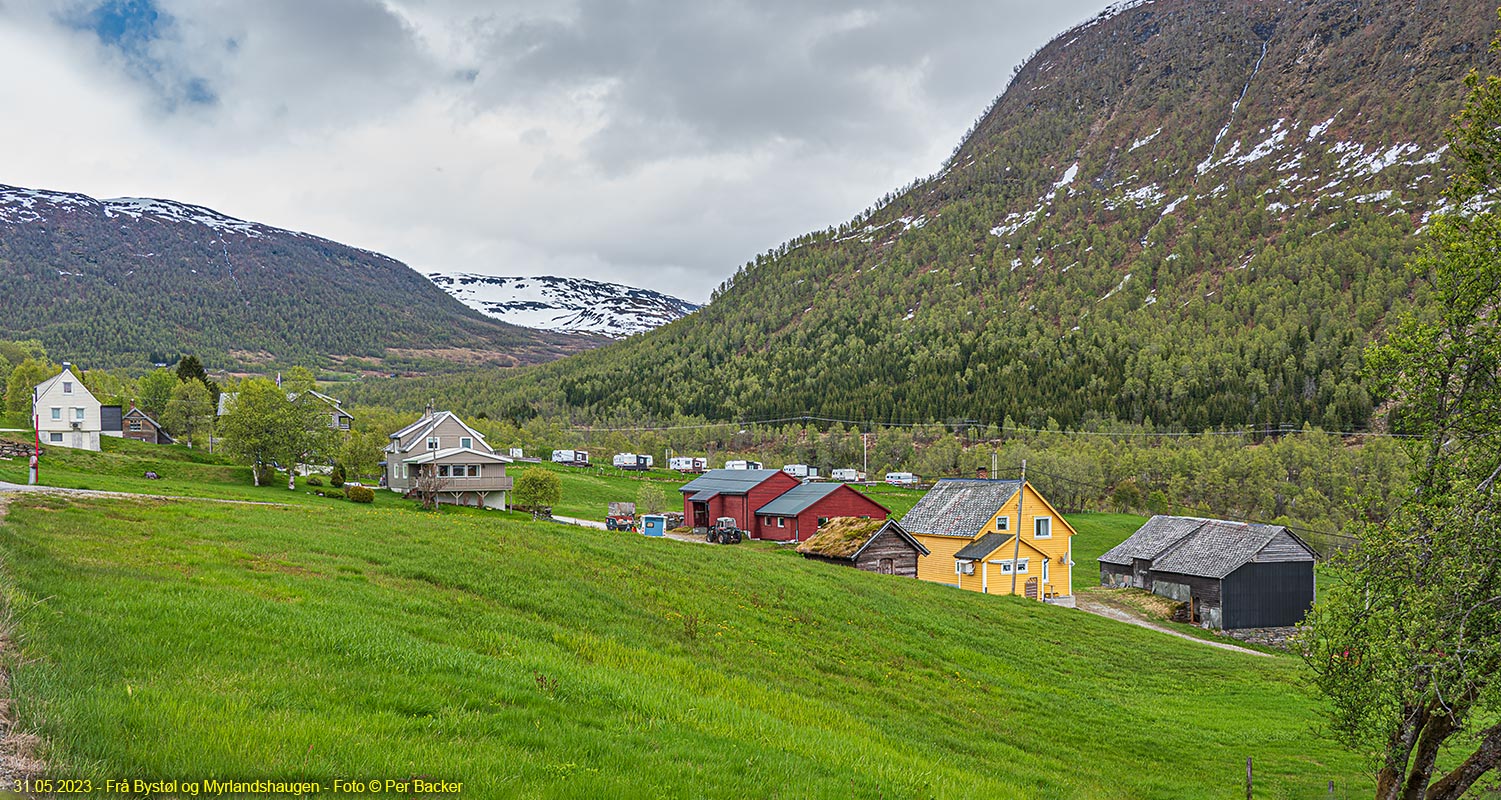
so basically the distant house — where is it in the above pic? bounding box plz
[678,469,799,536]
[216,389,353,431]
[900,479,1076,600]
[754,482,890,543]
[383,409,512,509]
[120,404,174,445]
[796,518,929,576]
[32,366,101,451]
[1098,516,1317,629]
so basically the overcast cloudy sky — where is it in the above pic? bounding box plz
[0,0,1112,302]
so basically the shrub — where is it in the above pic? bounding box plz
[345,485,375,503]
[255,464,277,485]
[330,464,346,488]
[307,475,324,487]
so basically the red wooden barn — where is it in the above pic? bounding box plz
[679,469,800,536]
[754,482,890,543]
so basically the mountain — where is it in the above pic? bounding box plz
[0,185,589,369]
[363,0,1495,429]
[426,273,699,338]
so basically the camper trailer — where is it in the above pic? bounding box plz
[829,468,866,482]
[551,449,591,467]
[884,472,918,487]
[725,460,764,470]
[781,464,819,479]
[613,453,653,471]
[669,456,707,473]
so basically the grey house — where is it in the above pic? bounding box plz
[383,409,512,509]
[1098,516,1317,629]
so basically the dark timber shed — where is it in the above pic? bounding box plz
[1098,516,1318,629]
[796,518,929,577]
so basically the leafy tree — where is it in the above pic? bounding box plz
[1299,35,1501,800]
[329,463,346,488]
[636,481,666,515]
[136,368,178,420]
[513,469,561,516]
[175,355,208,385]
[281,366,317,396]
[218,378,289,487]
[338,430,384,481]
[5,358,57,413]
[161,380,215,448]
[280,395,337,490]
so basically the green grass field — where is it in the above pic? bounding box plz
[0,477,1373,798]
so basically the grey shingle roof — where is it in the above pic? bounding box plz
[1097,516,1211,566]
[898,479,1022,538]
[1150,521,1299,579]
[953,532,1014,560]
[678,469,785,496]
[756,483,845,516]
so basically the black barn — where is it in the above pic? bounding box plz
[1098,516,1317,629]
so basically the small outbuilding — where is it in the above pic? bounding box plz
[119,405,174,445]
[678,469,800,536]
[796,518,929,576]
[1098,515,1318,629]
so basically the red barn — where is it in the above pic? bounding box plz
[754,483,890,543]
[679,469,800,535]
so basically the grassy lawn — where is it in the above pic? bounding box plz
[0,491,1369,799]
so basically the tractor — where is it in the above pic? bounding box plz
[706,516,744,544]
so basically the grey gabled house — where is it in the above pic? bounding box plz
[1098,515,1317,629]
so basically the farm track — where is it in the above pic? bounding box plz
[1073,593,1271,657]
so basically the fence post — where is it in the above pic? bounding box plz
[1246,757,1253,799]
[1328,780,1334,798]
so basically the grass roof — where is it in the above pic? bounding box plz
[796,517,888,559]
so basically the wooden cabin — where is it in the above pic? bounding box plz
[796,518,928,576]
[900,479,1076,600]
[120,405,174,445]
[1098,516,1317,629]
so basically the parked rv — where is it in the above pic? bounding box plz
[508,447,525,458]
[669,456,708,473]
[551,449,591,467]
[725,460,764,470]
[612,453,653,471]
[885,472,919,487]
[829,468,866,482]
[781,464,820,479]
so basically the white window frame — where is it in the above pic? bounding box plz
[437,465,450,477]
[995,515,1009,532]
[50,407,61,420]
[427,436,439,450]
[997,561,1013,574]
[1042,559,1050,582]
[62,381,72,394]
[460,437,473,449]
[74,407,85,421]
[1034,516,1053,539]
[991,558,1028,574]
[777,518,785,528]
[128,421,142,432]
[48,432,62,443]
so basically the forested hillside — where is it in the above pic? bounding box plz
[355,0,1496,430]
[0,186,587,369]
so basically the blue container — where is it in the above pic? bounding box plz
[641,515,667,537]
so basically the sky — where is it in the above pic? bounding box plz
[0,0,1114,303]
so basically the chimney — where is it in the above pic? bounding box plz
[424,400,435,419]
[976,466,990,480]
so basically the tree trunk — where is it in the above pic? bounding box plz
[1401,710,1458,800]
[1425,722,1501,800]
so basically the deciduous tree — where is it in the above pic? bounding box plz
[161,380,214,448]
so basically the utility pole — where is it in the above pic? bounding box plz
[862,432,869,475]
[1010,460,1026,595]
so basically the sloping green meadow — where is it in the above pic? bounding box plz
[0,499,1366,798]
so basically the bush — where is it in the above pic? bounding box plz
[330,464,346,488]
[345,485,375,503]
[307,475,324,487]
[255,464,277,485]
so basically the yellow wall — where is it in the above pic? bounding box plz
[912,483,1076,597]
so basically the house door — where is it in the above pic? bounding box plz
[878,558,894,574]
[692,503,709,529]
[1190,596,1202,624]
[1025,577,1040,600]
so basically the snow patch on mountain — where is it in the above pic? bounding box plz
[427,273,700,338]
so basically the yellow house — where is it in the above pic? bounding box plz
[900,479,1075,599]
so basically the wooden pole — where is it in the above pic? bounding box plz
[1246,757,1253,799]
[1010,460,1026,595]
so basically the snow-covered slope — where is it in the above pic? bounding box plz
[427,273,700,338]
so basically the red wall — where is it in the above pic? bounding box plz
[680,471,800,534]
[758,485,890,543]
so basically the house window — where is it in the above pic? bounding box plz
[128,421,142,432]
[995,515,1009,532]
[74,407,85,421]
[460,437,473,449]
[777,518,785,528]
[437,465,450,477]
[1034,517,1052,538]
[993,559,1028,574]
[469,465,481,477]
[48,432,62,443]
[62,382,72,394]
[50,408,61,420]
[427,437,439,450]
[1042,560,1050,582]
[339,418,350,430]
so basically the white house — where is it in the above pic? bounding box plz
[33,365,102,451]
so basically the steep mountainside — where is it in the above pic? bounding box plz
[396,0,1494,430]
[427,273,699,337]
[0,185,588,368]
